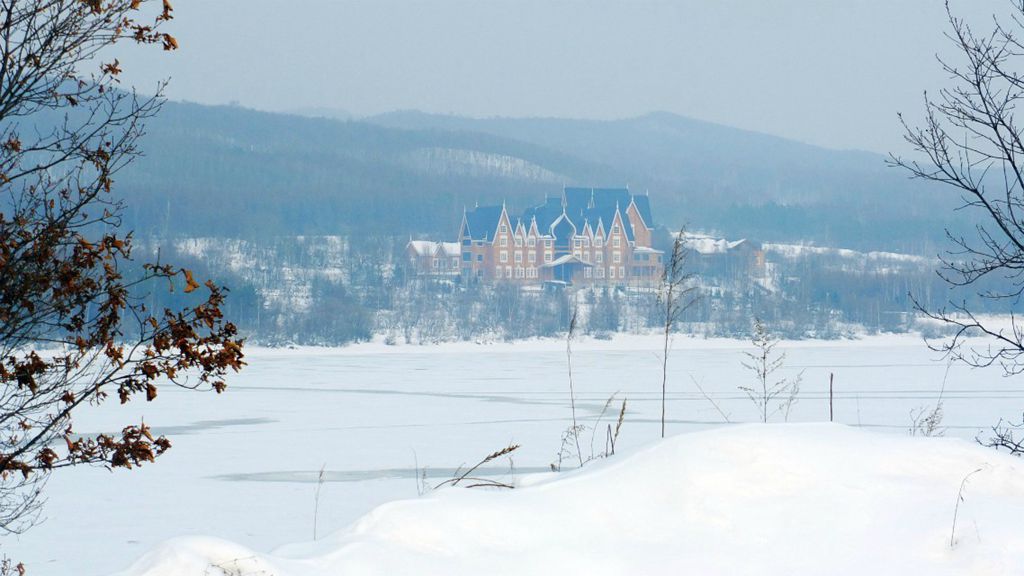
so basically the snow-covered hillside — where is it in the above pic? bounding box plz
[403,147,566,182]
[119,424,1024,576]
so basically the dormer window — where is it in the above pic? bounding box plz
[501,224,508,233]
[612,225,620,233]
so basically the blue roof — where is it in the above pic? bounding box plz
[559,187,635,240]
[462,205,503,241]
[551,212,576,247]
[522,196,564,235]
[463,188,651,244]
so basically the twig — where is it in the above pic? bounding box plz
[951,466,985,549]
[690,374,730,423]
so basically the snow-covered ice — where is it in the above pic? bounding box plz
[4,334,1023,575]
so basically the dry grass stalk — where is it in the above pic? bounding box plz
[436,444,520,490]
[566,307,584,467]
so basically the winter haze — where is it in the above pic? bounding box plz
[116,0,990,153]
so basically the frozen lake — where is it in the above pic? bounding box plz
[6,334,1023,575]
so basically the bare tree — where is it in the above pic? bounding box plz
[890,1,1024,451]
[739,318,801,423]
[658,229,697,438]
[0,0,244,543]
[891,1,1024,374]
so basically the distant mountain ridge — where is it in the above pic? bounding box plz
[114,102,962,252]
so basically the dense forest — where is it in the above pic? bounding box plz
[125,234,989,346]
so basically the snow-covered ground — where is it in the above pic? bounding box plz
[121,425,1024,576]
[5,334,1023,575]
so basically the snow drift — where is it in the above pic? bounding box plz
[118,424,1024,576]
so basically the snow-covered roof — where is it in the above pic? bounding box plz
[541,254,594,268]
[407,240,437,255]
[408,241,461,258]
[436,242,460,257]
[680,233,756,255]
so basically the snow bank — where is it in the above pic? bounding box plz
[117,424,1024,576]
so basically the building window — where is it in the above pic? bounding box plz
[516,267,524,278]
[583,238,590,247]
[613,237,621,248]
[545,253,553,263]
[609,267,615,279]
[500,251,508,263]
[574,239,581,248]
[432,258,439,268]
[500,237,508,247]
[528,237,536,247]
[584,268,592,278]
[477,254,483,262]
[501,224,508,233]
[595,236,603,247]
[612,225,620,233]
[597,267,605,278]
[596,252,603,263]
[515,252,523,263]
[515,237,523,247]
[619,267,625,278]
[528,252,536,263]
[545,239,553,248]
[613,252,621,263]
[463,252,471,262]
[452,258,459,268]
[505,266,512,278]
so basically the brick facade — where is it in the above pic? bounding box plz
[413,187,663,287]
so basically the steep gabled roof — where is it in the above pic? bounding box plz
[522,195,563,236]
[466,188,648,244]
[630,195,654,229]
[574,187,635,241]
[462,205,504,241]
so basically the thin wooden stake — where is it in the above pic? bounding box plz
[829,373,834,423]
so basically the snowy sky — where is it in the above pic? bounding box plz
[116,0,1002,153]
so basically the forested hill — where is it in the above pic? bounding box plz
[116,102,962,252]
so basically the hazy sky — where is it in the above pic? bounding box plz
[117,0,1000,153]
